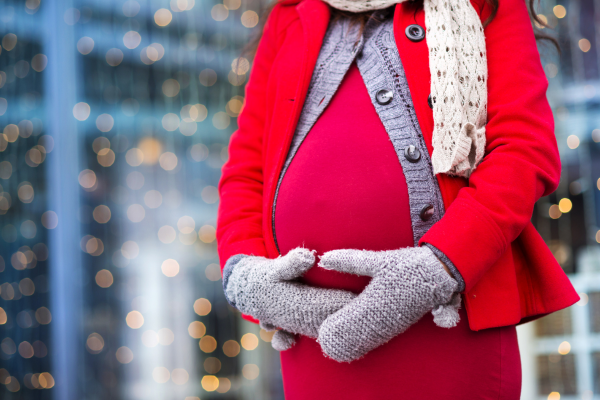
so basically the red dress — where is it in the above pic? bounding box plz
[274,64,521,399]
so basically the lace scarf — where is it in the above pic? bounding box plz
[321,0,487,177]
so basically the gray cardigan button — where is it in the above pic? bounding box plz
[420,204,434,221]
[376,89,393,105]
[404,145,421,163]
[406,24,425,42]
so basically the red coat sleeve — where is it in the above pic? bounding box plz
[216,5,283,269]
[419,0,561,293]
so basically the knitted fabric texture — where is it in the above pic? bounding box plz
[320,0,487,177]
[222,248,357,342]
[318,246,460,362]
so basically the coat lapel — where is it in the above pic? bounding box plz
[264,0,331,256]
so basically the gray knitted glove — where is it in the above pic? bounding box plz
[222,248,357,350]
[317,246,460,362]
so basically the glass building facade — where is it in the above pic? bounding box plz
[1,0,600,399]
[1,0,283,399]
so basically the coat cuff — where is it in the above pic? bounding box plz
[419,195,508,293]
[422,243,465,293]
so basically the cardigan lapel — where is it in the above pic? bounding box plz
[393,3,468,210]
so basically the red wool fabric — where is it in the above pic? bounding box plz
[217,0,579,331]
[274,63,521,398]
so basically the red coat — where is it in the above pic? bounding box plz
[217,0,579,331]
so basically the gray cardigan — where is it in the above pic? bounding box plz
[271,9,465,291]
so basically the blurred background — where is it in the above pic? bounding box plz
[0,0,597,399]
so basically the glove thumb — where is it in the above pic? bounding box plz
[432,293,461,328]
[271,330,296,351]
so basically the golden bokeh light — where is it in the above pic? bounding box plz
[18,341,34,358]
[241,10,259,28]
[231,57,250,74]
[154,9,173,26]
[126,310,144,329]
[242,364,260,380]
[558,198,572,213]
[121,240,139,259]
[241,333,259,350]
[201,375,219,391]
[558,341,571,355]
[4,124,19,142]
[549,204,562,219]
[73,102,91,120]
[144,190,163,208]
[226,96,244,117]
[38,373,54,389]
[0,307,6,324]
[260,328,275,342]
[162,113,180,131]
[152,366,170,383]
[159,151,178,170]
[127,204,145,222]
[216,377,231,393]
[194,298,211,316]
[96,114,114,132]
[78,169,97,189]
[199,69,217,86]
[211,4,228,21]
[98,148,116,167]
[188,321,206,338]
[158,328,175,345]
[553,5,566,18]
[204,357,221,374]
[126,148,144,166]
[138,137,162,165]
[199,335,217,353]
[177,216,195,233]
[142,330,159,347]
[199,225,216,243]
[95,269,114,288]
[86,333,105,354]
[222,340,240,357]
[19,278,35,296]
[116,346,134,364]
[158,225,177,243]
[213,112,231,130]
[171,368,189,385]
[18,182,34,203]
[161,259,180,277]
[123,31,142,49]
[35,307,51,324]
[106,48,124,66]
[579,38,591,53]
[77,36,95,54]
[93,205,111,223]
[201,186,219,204]
[31,54,48,72]
[41,210,58,229]
[205,263,221,281]
[162,79,180,97]
[224,0,241,10]
[548,392,560,400]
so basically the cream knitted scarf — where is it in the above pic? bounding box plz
[322,0,487,177]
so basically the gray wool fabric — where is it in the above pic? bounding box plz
[222,247,357,345]
[270,11,465,291]
[318,246,460,363]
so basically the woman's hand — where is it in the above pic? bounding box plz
[222,247,357,350]
[317,246,460,362]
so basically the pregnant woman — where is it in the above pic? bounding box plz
[217,0,579,397]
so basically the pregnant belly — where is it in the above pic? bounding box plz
[273,64,414,293]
